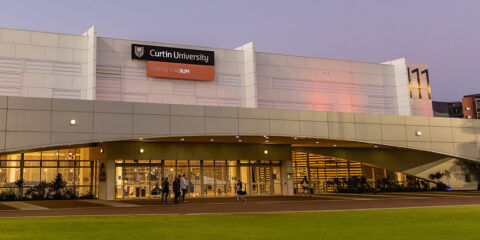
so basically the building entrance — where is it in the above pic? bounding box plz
[115,159,282,199]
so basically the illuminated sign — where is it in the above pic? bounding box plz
[132,44,215,81]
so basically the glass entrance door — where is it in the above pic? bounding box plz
[251,166,271,195]
[123,166,149,198]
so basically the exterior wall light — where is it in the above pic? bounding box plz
[415,130,422,136]
[293,137,298,140]
[264,150,268,154]
[70,119,76,125]
[265,140,269,143]
[139,148,144,153]
[238,139,242,142]
[210,138,214,142]
[315,141,319,144]
[374,145,379,148]
[180,138,184,141]
[333,144,337,147]
[100,148,104,153]
[235,136,240,139]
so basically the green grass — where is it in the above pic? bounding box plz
[1,206,480,240]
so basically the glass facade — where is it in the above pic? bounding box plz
[292,151,430,193]
[0,147,98,196]
[115,159,282,199]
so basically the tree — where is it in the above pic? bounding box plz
[14,178,25,199]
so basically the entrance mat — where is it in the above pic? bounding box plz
[25,200,106,209]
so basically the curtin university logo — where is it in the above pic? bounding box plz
[134,46,144,58]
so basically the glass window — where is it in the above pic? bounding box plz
[41,168,58,182]
[42,161,57,167]
[24,161,41,167]
[76,148,90,160]
[23,168,40,187]
[0,168,20,187]
[59,161,75,168]
[59,149,76,160]
[189,160,200,166]
[164,160,176,166]
[42,150,58,160]
[58,168,75,185]
[7,154,21,161]
[24,152,41,160]
[203,160,214,166]
[215,160,226,166]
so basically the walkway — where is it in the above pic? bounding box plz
[1,191,480,218]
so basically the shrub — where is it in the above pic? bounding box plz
[79,191,95,199]
[0,191,17,201]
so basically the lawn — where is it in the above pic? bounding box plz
[1,205,480,240]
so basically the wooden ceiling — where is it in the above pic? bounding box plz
[135,136,387,148]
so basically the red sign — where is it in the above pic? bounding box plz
[146,61,215,81]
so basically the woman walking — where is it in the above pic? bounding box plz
[235,179,247,203]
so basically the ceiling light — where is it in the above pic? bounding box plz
[415,130,422,136]
[235,136,240,139]
[70,119,76,125]
[264,150,268,154]
[139,148,144,153]
[265,136,269,139]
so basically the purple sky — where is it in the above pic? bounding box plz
[1,0,479,101]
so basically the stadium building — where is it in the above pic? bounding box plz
[0,26,478,200]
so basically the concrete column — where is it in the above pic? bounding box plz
[98,159,116,200]
[281,158,294,195]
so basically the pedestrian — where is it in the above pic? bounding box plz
[301,176,309,195]
[180,174,187,202]
[173,176,181,204]
[162,177,170,204]
[235,179,246,203]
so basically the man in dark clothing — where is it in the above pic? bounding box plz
[161,177,170,204]
[173,176,181,204]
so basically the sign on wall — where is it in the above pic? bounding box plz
[132,44,215,81]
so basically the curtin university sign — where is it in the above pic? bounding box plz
[132,44,215,81]
[132,44,215,66]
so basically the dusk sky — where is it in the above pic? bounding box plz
[1,0,478,101]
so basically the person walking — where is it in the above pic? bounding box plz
[180,174,187,202]
[235,179,246,203]
[301,176,309,195]
[173,176,181,204]
[161,177,170,204]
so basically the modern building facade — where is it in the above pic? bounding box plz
[432,101,463,118]
[462,94,480,119]
[0,26,479,200]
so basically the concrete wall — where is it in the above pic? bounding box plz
[256,53,398,115]
[96,37,251,107]
[0,27,93,99]
[0,96,477,162]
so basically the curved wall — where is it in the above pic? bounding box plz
[0,96,478,162]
